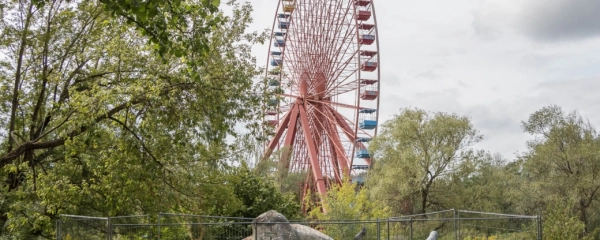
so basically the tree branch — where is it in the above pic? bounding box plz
[107,116,164,168]
[0,83,194,166]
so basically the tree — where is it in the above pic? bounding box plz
[229,164,301,219]
[521,105,600,233]
[366,108,482,215]
[0,0,266,237]
[543,201,589,240]
[307,180,390,239]
[30,0,225,58]
[437,152,519,213]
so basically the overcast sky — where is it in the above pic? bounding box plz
[246,0,600,160]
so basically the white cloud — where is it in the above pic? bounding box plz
[473,0,600,41]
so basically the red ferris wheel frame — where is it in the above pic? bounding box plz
[262,0,381,208]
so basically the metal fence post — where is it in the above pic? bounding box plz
[254,221,258,240]
[387,218,390,240]
[537,215,543,240]
[377,218,381,240]
[107,217,111,240]
[453,209,457,240]
[457,210,461,240]
[56,219,61,240]
[409,218,413,240]
[157,214,161,240]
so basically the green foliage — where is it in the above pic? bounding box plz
[252,145,308,201]
[542,201,587,240]
[0,0,267,238]
[366,108,482,215]
[462,236,498,240]
[521,105,600,233]
[96,0,223,58]
[229,164,301,219]
[307,180,390,239]
[4,3,600,240]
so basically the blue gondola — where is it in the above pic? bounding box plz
[279,22,289,29]
[362,35,376,40]
[274,39,285,47]
[356,149,370,158]
[359,120,377,129]
[352,165,369,170]
[274,32,287,37]
[271,51,282,56]
[359,108,376,114]
[278,13,291,18]
[270,59,283,66]
[356,137,372,142]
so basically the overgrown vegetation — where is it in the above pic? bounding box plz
[1,0,599,239]
[0,0,282,238]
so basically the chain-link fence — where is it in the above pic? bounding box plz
[56,209,542,239]
[156,213,254,239]
[387,210,542,239]
[56,215,109,240]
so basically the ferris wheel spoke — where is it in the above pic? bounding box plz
[305,102,351,176]
[284,0,357,98]
[320,2,354,76]
[328,106,373,166]
[325,79,359,98]
[322,63,358,98]
[323,108,351,177]
[326,105,357,142]
[307,99,362,110]
[304,104,340,178]
[309,112,344,182]
[324,31,359,88]
[332,107,375,139]
[290,128,305,172]
[302,1,346,75]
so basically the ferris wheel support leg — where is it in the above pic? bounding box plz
[281,105,300,169]
[263,107,293,160]
[298,104,328,201]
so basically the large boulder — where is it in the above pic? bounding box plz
[426,230,439,240]
[247,210,333,240]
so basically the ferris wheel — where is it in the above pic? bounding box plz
[263,0,380,206]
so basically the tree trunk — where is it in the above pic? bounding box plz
[579,199,588,233]
[421,188,428,215]
[7,2,35,152]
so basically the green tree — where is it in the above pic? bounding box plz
[31,0,225,58]
[229,163,301,219]
[0,0,266,238]
[366,108,482,215]
[308,180,390,239]
[543,201,588,240]
[438,152,518,213]
[521,105,600,234]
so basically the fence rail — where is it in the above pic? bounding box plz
[56,209,542,240]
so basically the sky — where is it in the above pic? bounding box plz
[245,0,600,160]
